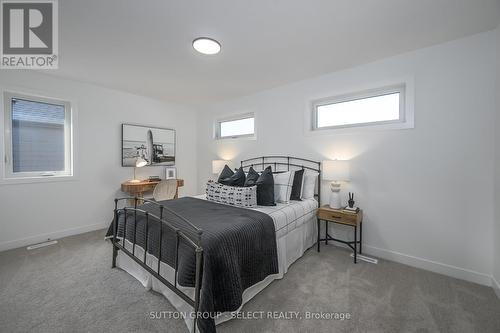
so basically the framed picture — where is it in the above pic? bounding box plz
[122,124,175,167]
[165,167,177,179]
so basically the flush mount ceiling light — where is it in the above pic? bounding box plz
[192,37,221,55]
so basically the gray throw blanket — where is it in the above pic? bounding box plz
[106,197,278,333]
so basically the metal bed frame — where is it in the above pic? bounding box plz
[111,156,321,333]
[240,155,321,202]
[111,197,203,333]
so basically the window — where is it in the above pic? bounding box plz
[216,114,255,139]
[312,85,405,130]
[3,92,73,180]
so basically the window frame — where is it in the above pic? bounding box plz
[3,91,74,181]
[311,84,406,131]
[215,113,255,140]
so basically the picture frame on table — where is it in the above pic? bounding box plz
[165,167,177,179]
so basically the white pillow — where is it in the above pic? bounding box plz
[301,170,319,199]
[273,171,294,203]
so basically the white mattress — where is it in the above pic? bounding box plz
[115,196,318,332]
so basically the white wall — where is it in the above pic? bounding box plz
[0,71,198,251]
[196,31,497,286]
[493,26,500,297]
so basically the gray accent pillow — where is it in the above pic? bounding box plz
[290,169,305,201]
[217,165,234,183]
[219,167,246,187]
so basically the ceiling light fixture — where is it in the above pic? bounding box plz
[192,37,221,55]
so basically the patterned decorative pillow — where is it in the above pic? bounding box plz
[206,180,257,208]
[273,171,294,204]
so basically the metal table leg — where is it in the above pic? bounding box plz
[359,221,363,254]
[354,225,357,264]
[317,219,320,252]
[325,220,328,245]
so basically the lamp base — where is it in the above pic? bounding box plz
[329,192,342,209]
[329,183,342,209]
[131,166,142,183]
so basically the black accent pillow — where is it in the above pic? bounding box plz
[217,165,234,183]
[290,169,304,201]
[256,166,275,206]
[244,167,260,187]
[220,167,246,187]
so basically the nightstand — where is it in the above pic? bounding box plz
[317,205,363,263]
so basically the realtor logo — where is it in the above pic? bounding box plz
[1,0,58,69]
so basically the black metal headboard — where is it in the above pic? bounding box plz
[240,156,321,203]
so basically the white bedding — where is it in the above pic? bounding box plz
[115,195,318,332]
[251,197,318,237]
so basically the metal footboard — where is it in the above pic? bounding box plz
[111,197,203,333]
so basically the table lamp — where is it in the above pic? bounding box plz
[130,156,148,183]
[322,160,350,209]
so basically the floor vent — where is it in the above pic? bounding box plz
[350,253,378,264]
[27,240,58,250]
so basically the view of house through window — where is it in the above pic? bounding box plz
[3,93,73,179]
[12,98,66,172]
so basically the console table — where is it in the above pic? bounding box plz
[121,179,184,204]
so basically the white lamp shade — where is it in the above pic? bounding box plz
[322,160,350,181]
[212,160,231,174]
[135,157,147,168]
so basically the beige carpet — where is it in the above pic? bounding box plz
[0,229,499,333]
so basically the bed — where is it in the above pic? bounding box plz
[108,156,321,333]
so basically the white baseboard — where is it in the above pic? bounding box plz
[0,222,107,252]
[362,244,492,286]
[492,275,500,299]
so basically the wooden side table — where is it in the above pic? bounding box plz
[121,179,184,204]
[317,205,363,263]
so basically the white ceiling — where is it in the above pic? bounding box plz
[51,0,500,105]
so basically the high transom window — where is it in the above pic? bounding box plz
[216,114,255,139]
[312,85,405,130]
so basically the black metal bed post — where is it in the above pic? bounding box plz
[192,230,204,333]
[143,212,149,263]
[123,208,127,248]
[157,206,164,275]
[157,222,163,275]
[174,230,180,288]
[112,198,119,268]
[133,197,138,256]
